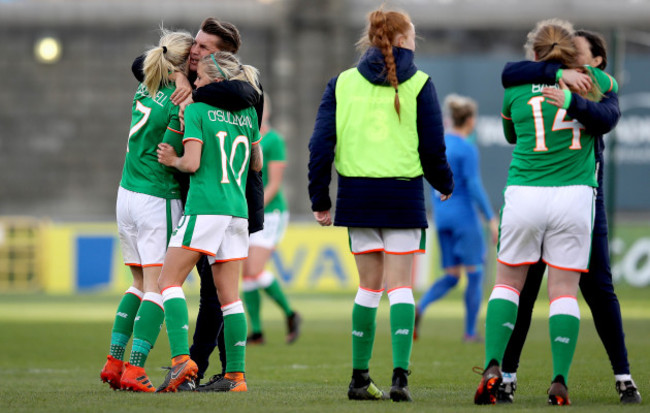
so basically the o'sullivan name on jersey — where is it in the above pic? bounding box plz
[207,109,254,128]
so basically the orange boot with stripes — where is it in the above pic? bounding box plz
[120,363,155,392]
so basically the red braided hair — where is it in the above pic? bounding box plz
[360,9,412,119]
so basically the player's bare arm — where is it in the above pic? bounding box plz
[250,143,263,172]
[169,72,192,105]
[157,141,202,173]
[560,69,592,94]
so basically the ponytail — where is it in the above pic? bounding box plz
[357,8,412,119]
[142,29,193,97]
[525,19,602,102]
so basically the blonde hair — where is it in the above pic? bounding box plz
[525,19,602,101]
[356,8,412,119]
[198,51,261,95]
[143,29,193,97]
[524,19,576,66]
[444,94,477,128]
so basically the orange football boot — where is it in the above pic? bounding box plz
[120,363,155,392]
[155,355,199,393]
[100,355,124,391]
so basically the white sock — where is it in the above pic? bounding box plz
[502,372,517,383]
[615,374,632,382]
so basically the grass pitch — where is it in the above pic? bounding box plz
[0,286,648,412]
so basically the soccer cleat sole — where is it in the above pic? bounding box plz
[548,395,571,405]
[121,378,156,393]
[390,386,413,402]
[474,365,502,405]
[100,377,122,391]
[548,380,571,405]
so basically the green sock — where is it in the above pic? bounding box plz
[352,303,377,370]
[550,314,580,385]
[223,302,247,373]
[109,288,142,360]
[263,278,293,317]
[243,289,262,334]
[390,303,415,370]
[130,294,164,367]
[130,339,152,368]
[484,297,518,369]
[110,333,129,360]
[162,287,190,358]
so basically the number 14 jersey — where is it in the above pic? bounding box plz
[501,66,617,187]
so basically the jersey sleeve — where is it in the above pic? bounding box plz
[183,104,204,144]
[501,90,517,144]
[250,126,262,145]
[162,108,184,156]
[266,133,287,163]
[591,66,618,94]
[565,67,621,136]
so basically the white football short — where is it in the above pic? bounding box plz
[168,214,249,264]
[249,210,289,249]
[116,186,182,267]
[497,185,595,272]
[348,227,426,255]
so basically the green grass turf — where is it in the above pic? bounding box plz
[0,286,648,412]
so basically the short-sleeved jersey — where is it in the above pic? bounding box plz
[501,66,616,187]
[260,129,288,213]
[182,102,261,217]
[120,83,184,199]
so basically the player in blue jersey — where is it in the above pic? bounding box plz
[414,94,498,343]
[496,29,641,405]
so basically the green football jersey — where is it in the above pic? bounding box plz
[260,129,288,213]
[120,83,184,199]
[501,66,617,187]
[182,102,261,217]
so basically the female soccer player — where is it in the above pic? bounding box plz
[241,96,301,345]
[497,30,641,404]
[474,19,614,405]
[414,94,498,343]
[100,29,193,392]
[154,51,262,393]
[308,7,454,402]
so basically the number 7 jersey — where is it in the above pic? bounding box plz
[182,102,261,218]
[120,83,184,199]
[501,66,617,187]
